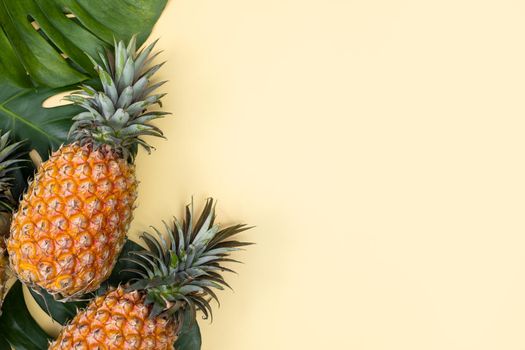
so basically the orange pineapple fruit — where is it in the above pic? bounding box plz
[50,287,178,349]
[7,37,168,299]
[9,144,137,297]
[0,130,26,311]
[49,199,251,349]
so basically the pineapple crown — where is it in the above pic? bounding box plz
[124,198,252,323]
[67,36,168,161]
[0,131,26,212]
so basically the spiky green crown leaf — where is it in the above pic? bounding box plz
[67,36,168,161]
[0,131,26,213]
[125,198,252,323]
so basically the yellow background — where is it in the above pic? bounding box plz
[26,0,525,349]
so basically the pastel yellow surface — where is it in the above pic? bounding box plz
[25,0,525,349]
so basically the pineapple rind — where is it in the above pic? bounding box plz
[49,286,177,350]
[7,144,138,299]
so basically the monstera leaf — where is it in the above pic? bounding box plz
[0,282,51,350]
[0,0,168,158]
[175,308,203,350]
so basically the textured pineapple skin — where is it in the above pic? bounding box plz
[49,287,177,350]
[7,144,138,298]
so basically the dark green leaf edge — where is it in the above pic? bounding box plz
[0,281,51,350]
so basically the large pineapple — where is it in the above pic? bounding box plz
[49,198,251,349]
[7,37,168,299]
[0,131,26,311]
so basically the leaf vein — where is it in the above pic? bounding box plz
[0,104,61,142]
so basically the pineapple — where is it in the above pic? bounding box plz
[7,37,168,299]
[0,131,26,311]
[49,198,251,349]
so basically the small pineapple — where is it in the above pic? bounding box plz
[0,131,26,311]
[7,37,168,299]
[49,198,251,349]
